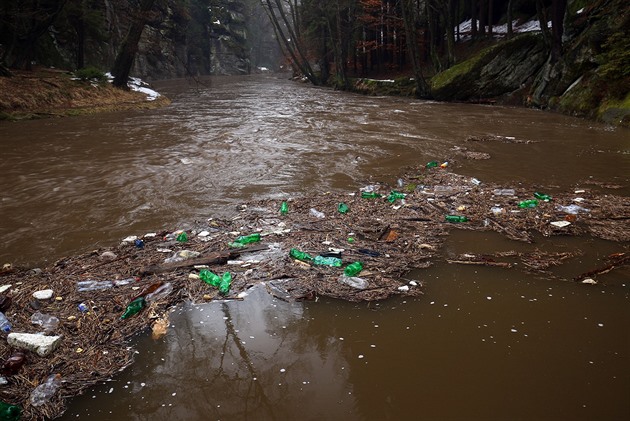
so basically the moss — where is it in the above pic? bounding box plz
[597,92,630,126]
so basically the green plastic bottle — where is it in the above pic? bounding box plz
[344,262,363,277]
[426,161,439,168]
[280,201,289,215]
[445,215,469,223]
[387,191,406,203]
[219,272,232,295]
[338,203,349,214]
[313,256,343,267]
[176,232,188,243]
[199,269,221,287]
[361,191,382,199]
[229,233,261,248]
[518,199,539,208]
[0,401,21,421]
[289,248,313,262]
[533,192,552,202]
[121,297,145,319]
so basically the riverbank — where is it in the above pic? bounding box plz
[0,67,170,121]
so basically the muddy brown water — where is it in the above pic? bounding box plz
[0,75,628,420]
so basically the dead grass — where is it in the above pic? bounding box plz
[0,67,170,120]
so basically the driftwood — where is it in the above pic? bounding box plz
[447,259,512,268]
[138,244,269,275]
[573,253,630,282]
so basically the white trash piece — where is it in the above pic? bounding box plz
[339,276,368,290]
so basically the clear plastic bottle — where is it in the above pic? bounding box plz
[309,208,326,218]
[30,312,59,333]
[145,283,173,303]
[76,280,114,292]
[0,312,11,333]
[339,276,368,289]
[30,374,62,407]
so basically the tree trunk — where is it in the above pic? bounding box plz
[536,0,551,49]
[400,0,430,97]
[470,0,477,39]
[507,0,513,39]
[551,0,567,61]
[111,0,157,88]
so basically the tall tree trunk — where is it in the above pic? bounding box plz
[111,0,157,88]
[445,0,456,67]
[487,0,493,37]
[507,0,513,39]
[550,0,567,61]
[470,0,477,39]
[536,0,551,49]
[400,0,430,97]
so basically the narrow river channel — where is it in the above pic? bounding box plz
[1,74,628,420]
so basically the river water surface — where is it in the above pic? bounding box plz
[0,75,628,420]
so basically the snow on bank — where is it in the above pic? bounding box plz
[456,18,552,42]
[104,72,161,101]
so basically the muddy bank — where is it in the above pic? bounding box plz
[0,68,170,121]
[0,164,628,419]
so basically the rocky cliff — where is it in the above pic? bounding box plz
[430,0,630,126]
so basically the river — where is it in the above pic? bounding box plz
[0,74,628,420]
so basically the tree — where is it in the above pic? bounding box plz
[111,0,158,88]
[400,0,429,97]
[1,0,68,70]
[261,0,320,84]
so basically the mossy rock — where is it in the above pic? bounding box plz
[430,33,546,101]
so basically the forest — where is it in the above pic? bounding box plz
[0,0,628,123]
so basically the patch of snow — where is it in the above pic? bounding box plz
[455,18,552,42]
[104,72,161,101]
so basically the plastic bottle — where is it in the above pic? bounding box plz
[289,248,313,262]
[30,374,62,407]
[219,272,232,295]
[309,208,325,219]
[134,239,145,249]
[121,297,146,320]
[445,215,469,223]
[199,270,221,287]
[533,192,552,201]
[145,283,173,303]
[31,312,59,333]
[338,203,349,214]
[1,352,26,376]
[0,401,21,421]
[76,280,114,292]
[339,276,368,290]
[518,199,539,208]
[361,191,382,199]
[313,256,343,267]
[387,191,406,203]
[425,161,439,168]
[0,312,11,333]
[78,303,89,313]
[176,232,188,243]
[229,233,261,248]
[280,201,289,215]
[493,188,515,196]
[344,262,363,277]
[440,162,449,168]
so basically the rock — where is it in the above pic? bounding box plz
[32,289,54,301]
[7,333,62,357]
